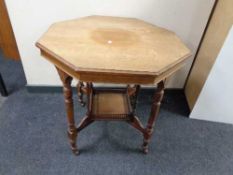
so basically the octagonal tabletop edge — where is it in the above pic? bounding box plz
[36,15,191,76]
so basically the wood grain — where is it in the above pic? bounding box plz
[185,0,233,109]
[0,0,20,60]
[36,16,191,76]
[93,92,130,115]
[39,44,187,85]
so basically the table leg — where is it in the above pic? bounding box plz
[56,67,79,155]
[143,80,165,154]
[77,82,93,132]
[77,81,85,107]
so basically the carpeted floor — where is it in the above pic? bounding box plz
[0,51,233,175]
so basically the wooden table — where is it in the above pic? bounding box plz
[36,16,191,155]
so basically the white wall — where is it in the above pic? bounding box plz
[5,0,215,87]
[190,26,233,124]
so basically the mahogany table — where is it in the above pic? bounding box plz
[36,16,191,155]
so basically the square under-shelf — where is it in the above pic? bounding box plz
[91,92,132,120]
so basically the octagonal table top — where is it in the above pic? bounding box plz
[36,15,191,84]
[36,16,191,84]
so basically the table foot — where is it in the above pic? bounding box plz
[68,130,79,155]
[142,143,149,154]
[142,132,151,154]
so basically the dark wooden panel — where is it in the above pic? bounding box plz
[0,0,20,60]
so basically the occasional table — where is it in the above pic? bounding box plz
[36,16,191,155]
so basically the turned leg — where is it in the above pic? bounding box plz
[143,81,165,154]
[86,82,93,116]
[56,67,79,155]
[76,82,93,131]
[77,81,85,107]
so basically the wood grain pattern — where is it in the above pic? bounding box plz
[93,93,129,115]
[185,0,233,109]
[36,15,191,76]
[0,0,20,60]
[0,34,3,48]
[39,45,186,85]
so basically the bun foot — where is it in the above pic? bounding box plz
[142,146,148,154]
[142,138,149,154]
[72,148,79,155]
[143,149,148,154]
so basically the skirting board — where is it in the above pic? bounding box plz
[27,85,182,94]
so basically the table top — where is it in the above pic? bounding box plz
[37,16,191,74]
[36,16,191,84]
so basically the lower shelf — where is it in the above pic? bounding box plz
[91,91,132,120]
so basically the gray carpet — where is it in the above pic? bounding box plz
[0,51,26,95]
[0,96,6,107]
[0,51,233,175]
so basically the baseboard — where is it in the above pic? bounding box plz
[27,85,64,93]
[26,85,184,93]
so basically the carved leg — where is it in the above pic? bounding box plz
[143,81,165,154]
[77,81,85,107]
[86,82,93,115]
[56,67,79,155]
